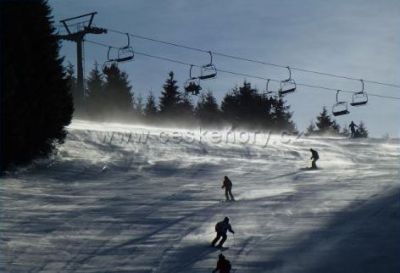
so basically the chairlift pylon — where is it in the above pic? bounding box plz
[184,65,202,95]
[278,66,296,96]
[350,79,368,106]
[332,90,350,116]
[199,51,217,80]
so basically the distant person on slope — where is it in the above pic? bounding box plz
[212,254,232,273]
[222,176,235,201]
[310,148,319,169]
[211,217,235,248]
[349,121,358,138]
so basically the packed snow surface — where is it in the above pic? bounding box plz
[1,120,399,273]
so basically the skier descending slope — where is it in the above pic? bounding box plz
[310,148,319,169]
[212,254,232,273]
[211,217,235,248]
[221,176,235,201]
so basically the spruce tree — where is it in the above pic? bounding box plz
[195,91,222,127]
[1,0,73,171]
[341,124,350,137]
[306,121,316,135]
[86,62,105,119]
[221,81,273,129]
[356,121,368,138]
[102,64,134,120]
[159,71,181,119]
[144,92,158,122]
[315,107,340,135]
[177,93,195,125]
[271,95,296,132]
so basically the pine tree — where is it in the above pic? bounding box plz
[159,71,181,119]
[177,93,195,125]
[271,95,296,132]
[356,121,368,138]
[315,107,340,135]
[341,124,350,137]
[86,62,105,119]
[1,0,73,171]
[102,64,134,120]
[195,91,222,127]
[144,92,158,122]
[306,121,316,135]
[134,94,144,118]
[221,81,273,129]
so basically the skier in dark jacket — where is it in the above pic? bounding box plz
[222,176,235,201]
[349,121,358,138]
[211,217,235,248]
[212,254,232,273]
[310,148,319,169]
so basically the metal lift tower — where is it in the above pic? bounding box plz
[57,12,107,105]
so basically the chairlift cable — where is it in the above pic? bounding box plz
[84,39,400,101]
[104,28,400,89]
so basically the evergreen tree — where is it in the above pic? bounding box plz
[144,92,158,122]
[102,64,134,120]
[195,91,222,127]
[306,121,316,135]
[341,124,350,137]
[177,93,195,125]
[1,0,73,171]
[356,121,368,138]
[159,71,181,119]
[134,94,144,118]
[221,81,273,129]
[315,107,340,135]
[86,62,105,119]
[270,95,296,132]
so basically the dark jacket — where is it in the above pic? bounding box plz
[222,177,232,189]
[214,258,231,273]
[215,221,234,234]
[310,149,319,160]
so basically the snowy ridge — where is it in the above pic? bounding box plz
[1,120,399,273]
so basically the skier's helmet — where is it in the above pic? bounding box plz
[224,217,229,222]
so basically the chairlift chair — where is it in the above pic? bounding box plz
[184,65,202,95]
[332,90,350,116]
[350,79,368,106]
[199,51,217,80]
[116,33,134,62]
[263,79,276,97]
[278,66,296,96]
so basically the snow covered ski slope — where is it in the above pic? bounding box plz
[1,120,399,273]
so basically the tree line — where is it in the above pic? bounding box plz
[70,63,296,132]
[70,62,368,137]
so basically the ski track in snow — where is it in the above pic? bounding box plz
[1,120,399,273]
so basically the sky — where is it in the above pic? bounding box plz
[48,0,400,137]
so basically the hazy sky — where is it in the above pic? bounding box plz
[49,0,400,137]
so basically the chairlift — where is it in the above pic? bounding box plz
[184,65,202,95]
[263,79,276,97]
[102,46,118,71]
[199,51,217,80]
[332,90,350,116]
[350,79,368,106]
[116,33,134,62]
[278,66,296,96]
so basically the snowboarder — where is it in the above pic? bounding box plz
[310,148,319,169]
[349,121,358,138]
[211,217,235,248]
[222,176,235,201]
[212,253,232,273]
